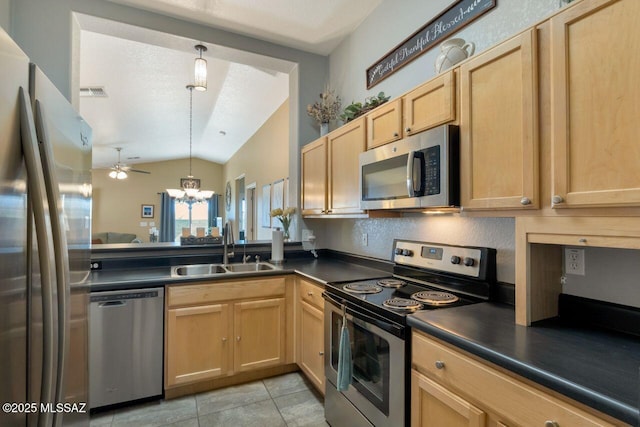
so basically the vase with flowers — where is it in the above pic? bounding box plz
[307,87,341,136]
[270,207,296,240]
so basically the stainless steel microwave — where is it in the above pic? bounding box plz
[359,124,459,210]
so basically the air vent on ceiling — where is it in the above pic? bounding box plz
[79,86,107,97]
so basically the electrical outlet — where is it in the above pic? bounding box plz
[302,229,313,241]
[565,248,585,275]
[362,233,368,246]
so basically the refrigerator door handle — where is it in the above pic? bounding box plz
[19,87,57,427]
[35,100,71,427]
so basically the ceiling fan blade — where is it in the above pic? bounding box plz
[129,168,151,174]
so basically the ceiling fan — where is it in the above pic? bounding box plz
[108,147,151,179]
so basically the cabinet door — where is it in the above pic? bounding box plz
[327,117,366,214]
[166,304,231,387]
[550,0,640,208]
[366,98,402,149]
[460,29,539,210]
[298,300,325,394]
[301,137,327,215]
[234,298,286,372]
[403,70,456,136]
[411,370,486,427]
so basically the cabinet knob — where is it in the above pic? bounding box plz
[578,238,587,243]
[319,351,324,356]
[222,337,227,342]
[327,209,333,213]
[435,360,445,370]
[236,336,241,341]
[520,197,531,205]
[405,127,411,133]
[544,421,559,427]
[307,292,313,296]
[552,195,564,204]
[393,132,399,137]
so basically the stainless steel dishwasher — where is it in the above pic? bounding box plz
[89,287,164,409]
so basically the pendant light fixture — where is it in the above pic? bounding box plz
[108,147,128,180]
[166,85,214,202]
[194,44,207,92]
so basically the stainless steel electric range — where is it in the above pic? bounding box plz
[323,239,496,427]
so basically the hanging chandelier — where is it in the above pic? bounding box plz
[166,85,214,203]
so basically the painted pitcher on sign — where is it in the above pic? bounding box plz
[434,38,475,73]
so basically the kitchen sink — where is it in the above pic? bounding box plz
[224,262,276,273]
[171,262,276,277]
[172,264,227,276]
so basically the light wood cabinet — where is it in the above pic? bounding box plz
[301,136,327,215]
[327,117,366,215]
[166,303,231,387]
[412,331,617,427]
[403,69,456,137]
[165,277,287,389]
[301,118,366,217]
[459,29,539,210]
[296,278,325,393]
[412,370,486,427]
[366,98,402,149]
[234,297,286,372]
[550,0,640,209]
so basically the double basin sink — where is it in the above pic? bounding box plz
[171,262,277,278]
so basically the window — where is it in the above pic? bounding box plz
[173,201,210,242]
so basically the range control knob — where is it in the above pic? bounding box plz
[450,255,461,265]
[394,248,403,255]
[463,257,475,267]
[402,249,414,257]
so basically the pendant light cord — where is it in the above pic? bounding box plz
[189,85,193,178]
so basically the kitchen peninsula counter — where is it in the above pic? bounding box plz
[408,303,640,426]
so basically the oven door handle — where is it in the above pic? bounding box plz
[323,292,405,338]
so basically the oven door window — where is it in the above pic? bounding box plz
[330,311,390,415]
[361,154,409,201]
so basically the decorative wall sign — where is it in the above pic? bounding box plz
[366,0,496,89]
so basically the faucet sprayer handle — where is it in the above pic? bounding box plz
[255,255,261,263]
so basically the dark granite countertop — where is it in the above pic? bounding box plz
[88,256,391,292]
[408,303,640,426]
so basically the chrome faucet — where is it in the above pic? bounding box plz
[223,221,235,264]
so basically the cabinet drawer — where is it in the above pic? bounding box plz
[167,277,286,307]
[298,279,324,310]
[412,331,616,427]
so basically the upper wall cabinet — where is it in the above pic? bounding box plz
[459,29,539,210]
[301,136,327,216]
[403,70,456,137]
[366,98,402,150]
[327,117,366,215]
[550,0,640,209]
[301,117,366,217]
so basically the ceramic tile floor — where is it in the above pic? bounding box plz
[89,372,328,427]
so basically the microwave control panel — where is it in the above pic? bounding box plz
[423,145,441,196]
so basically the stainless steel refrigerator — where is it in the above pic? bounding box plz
[0,27,92,427]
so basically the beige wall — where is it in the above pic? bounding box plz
[223,99,289,241]
[92,157,223,242]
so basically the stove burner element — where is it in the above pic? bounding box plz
[382,298,423,311]
[343,283,383,294]
[377,278,406,288]
[412,291,459,306]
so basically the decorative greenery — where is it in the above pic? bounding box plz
[340,92,391,122]
[306,88,341,124]
[270,207,296,239]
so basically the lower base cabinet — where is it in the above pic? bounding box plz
[165,277,288,389]
[411,331,619,427]
[296,279,325,394]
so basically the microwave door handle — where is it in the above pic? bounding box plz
[406,150,425,197]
